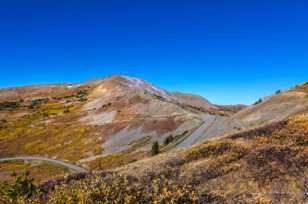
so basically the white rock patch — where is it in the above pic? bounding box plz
[122,76,177,102]
[81,111,117,125]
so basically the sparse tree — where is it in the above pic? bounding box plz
[164,135,174,146]
[254,98,262,105]
[151,141,159,156]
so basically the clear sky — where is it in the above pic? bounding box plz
[0,0,307,105]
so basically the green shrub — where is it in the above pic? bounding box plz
[0,101,21,110]
[77,89,88,96]
[163,135,174,146]
[253,98,262,105]
[151,141,159,156]
[28,98,49,109]
[76,89,88,101]
[0,170,37,202]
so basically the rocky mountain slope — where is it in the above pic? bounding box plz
[0,78,307,203]
[0,75,232,171]
[176,82,308,148]
[0,77,307,174]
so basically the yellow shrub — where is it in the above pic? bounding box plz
[24,140,49,154]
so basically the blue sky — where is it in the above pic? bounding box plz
[0,0,307,105]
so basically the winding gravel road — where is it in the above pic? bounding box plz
[176,115,217,148]
[0,156,88,173]
[176,115,247,149]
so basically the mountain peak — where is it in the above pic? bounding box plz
[101,75,177,102]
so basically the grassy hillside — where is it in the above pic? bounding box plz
[0,160,69,184]
[0,88,103,163]
[2,112,306,203]
[0,76,210,171]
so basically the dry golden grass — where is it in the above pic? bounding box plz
[0,98,105,162]
[0,161,69,184]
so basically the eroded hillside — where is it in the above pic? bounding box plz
[0,75,228,172]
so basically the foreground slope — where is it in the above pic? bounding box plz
[8,112,307,203]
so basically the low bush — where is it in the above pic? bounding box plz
[0,170,37,203]
[29,98,49,109]
[0,101,21,110]
[32,172,222,203]
[184,141,249,162]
